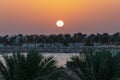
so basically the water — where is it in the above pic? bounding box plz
[0,53,79,66]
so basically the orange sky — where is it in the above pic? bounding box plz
[0,0,120,35]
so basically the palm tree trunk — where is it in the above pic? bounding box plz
[13,45,14,53]
[27,42,29,52]
[5,46,7,54]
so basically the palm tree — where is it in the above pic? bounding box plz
[56,34,64,43]
[0,50,67,80]
[63,34,71,43]
[101,33,110,45]
[111,32,120,46]
[66,49,120,80]
[85,34,96,46]
[9,36,17,53]
[25,35,31,51]
[0,36,3,44]
[32,35,39,49]
[16,34,24,52]
[48,34,57,43]
[2,35,9,53]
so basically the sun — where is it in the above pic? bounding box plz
[56,20,64,27]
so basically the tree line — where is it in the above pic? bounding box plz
[0,49,120,80]
[0,32,120,46]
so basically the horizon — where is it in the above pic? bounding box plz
[0,0,120,35]
[0,32,119,37]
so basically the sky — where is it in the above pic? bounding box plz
[0,0,120,35]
